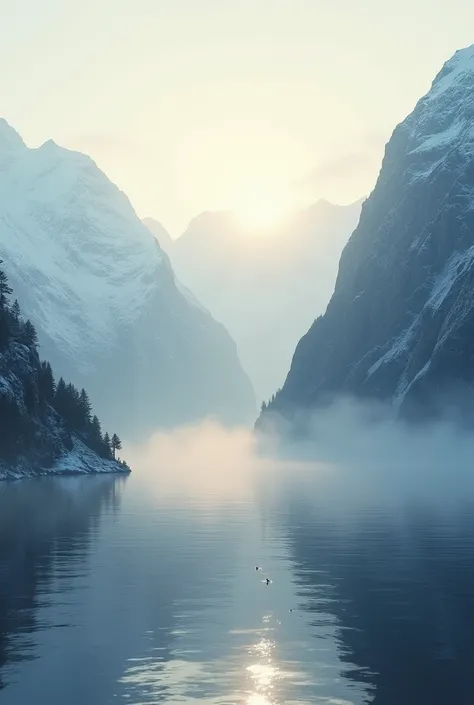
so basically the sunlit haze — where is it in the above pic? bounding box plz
[236,189,291,232]
[3,0,474,233]
[2,5,474,701]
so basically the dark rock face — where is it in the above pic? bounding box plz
[262,45,474,424]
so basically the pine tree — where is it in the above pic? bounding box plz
[0,307,10,349]
[65,383,80,429]
[89,415,103,453]
[260,400,267,413]
[0,262,129,468]
[0,262,12,308]
[91,415,102,436]
[0,264,12,348]
[11,299,20,321]
[39,361,55,405]
[22,319,38,348]
[79,388,92,428]
[7,299,22,339]
[53,377,68,419]
[111,433,122,460]
[103,432,112,459]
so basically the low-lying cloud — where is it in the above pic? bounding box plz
[124,398,474,516]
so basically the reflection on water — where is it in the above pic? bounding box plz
[0,458,473,704]
[0,476,124,691]
[283,501,474,705]
[246,624,278,705]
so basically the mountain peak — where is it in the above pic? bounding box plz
[443,43,474,74]
[260,44,474,425]
[0,118,26,151]
[429,44,474,100]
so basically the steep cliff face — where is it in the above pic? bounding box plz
[0,121,255,438]
[262,45,474,423]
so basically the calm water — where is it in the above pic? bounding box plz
[1,457,474,704]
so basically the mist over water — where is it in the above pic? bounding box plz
[2,406,474,704]
[126,402,474,511]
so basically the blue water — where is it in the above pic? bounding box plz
[1,460,473,704]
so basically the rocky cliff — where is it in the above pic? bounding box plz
[261,45,474,425]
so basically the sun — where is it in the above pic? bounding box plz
[235,192,288,233]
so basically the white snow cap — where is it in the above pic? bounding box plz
[429,44,474,99]
[0,119,26,151]
[0,119,164,370]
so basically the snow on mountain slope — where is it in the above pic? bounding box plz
[0,133,161,370]
[142,217,174,255]
[0,120,255,438]
[260,44,474,424]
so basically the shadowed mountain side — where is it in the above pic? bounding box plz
[260,45,474,426]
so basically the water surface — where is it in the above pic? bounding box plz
[1,456,473,704]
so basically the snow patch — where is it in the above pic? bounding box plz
[0,119,26,152]
[429,44,474,101]
[394,360,432,407]
[410,120,464,154]
[428,246,474,311]
[53,438,129,475]
[0,128,166,367]
[0,437,129,481]
[367,321,417,378]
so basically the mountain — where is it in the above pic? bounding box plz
[0,260,129,479]
[0,121,255,438]
[164,201,362,402]
[142,217,174,255]
[260,45,474,425]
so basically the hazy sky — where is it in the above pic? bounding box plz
[2,0,474,234]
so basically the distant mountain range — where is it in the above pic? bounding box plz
[0,120,255,439]
[144,199,362,401]
[260,44,474,426]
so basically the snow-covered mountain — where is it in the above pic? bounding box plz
[141,217,174,255]
[261,45,474,424]
[154,200,362,402]
[0,120,255,438]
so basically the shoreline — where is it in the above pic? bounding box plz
[0,438,131,482]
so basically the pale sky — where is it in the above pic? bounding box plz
[2,0,474,234]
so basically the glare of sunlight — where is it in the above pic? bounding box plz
[235,191,289,233]
[247,663,278,687]
[125,421,276,509]
[246,629,280,705]
[248,694,272,705]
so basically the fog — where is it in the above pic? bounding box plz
[4,401,474,705]
[166,200,362,402]
[124,398,474,513]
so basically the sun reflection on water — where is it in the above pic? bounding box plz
[248,694,272,705]
[245,618,281,705]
